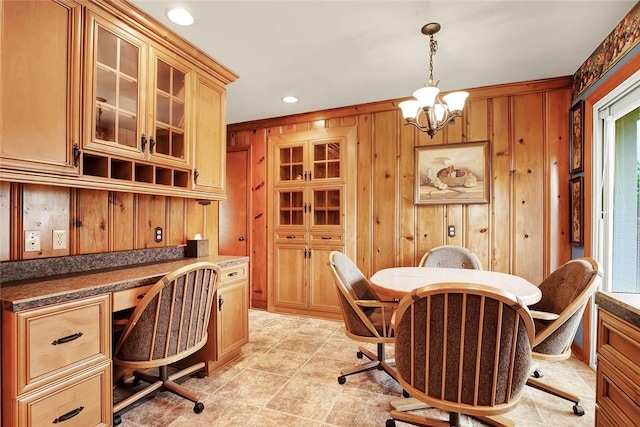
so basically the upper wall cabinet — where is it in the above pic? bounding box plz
[0,0,82,176]
[84,12,192,169]
[0,0,237,200]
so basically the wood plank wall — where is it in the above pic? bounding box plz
[0,184,218,261]
[228,77,573,308]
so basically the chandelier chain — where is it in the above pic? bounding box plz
[428,35,438,86]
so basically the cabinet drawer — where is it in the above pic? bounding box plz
[220,263,248,285]
[309,232,343,245]
[596,356,640,425]
[598,310,640,368]
[16,362,111,427]
[14,295,110,393]
[112,285,154,312]
[275,231,306,243]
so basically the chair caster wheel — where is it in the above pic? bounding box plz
[113,414,122,426]
[386,419,396,427]
[402,389,410,398]
[573,404,585,416]
[356,351,364,359]
[194,402,205,413]
[338,376,346,384]
[196,369,205,379]
[132,377,142,387]
[532,369,543,378]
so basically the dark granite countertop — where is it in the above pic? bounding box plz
[595,291,640,328]
[1,255,249,312]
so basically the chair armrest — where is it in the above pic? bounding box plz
[530,310,559,321]
[354,300,398,309]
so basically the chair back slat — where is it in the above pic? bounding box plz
[395,283,534,417]
[114,262,220,366]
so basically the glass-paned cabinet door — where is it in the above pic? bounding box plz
[276,143,305,184]
[151,51,189,165]
[311,139,342,181]
[277,189,305,226]
[311,187,342,227]
[86,14,146,157]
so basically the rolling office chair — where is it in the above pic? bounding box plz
[418,245,483,270]
[328,251,398,385]
[387,282,535,427]
[112,262,220,425]
[526,257,601,416]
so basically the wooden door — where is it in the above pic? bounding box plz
[219,149,248,255]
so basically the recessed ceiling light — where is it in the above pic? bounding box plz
[166,7,194,26]
[282,96,298,104]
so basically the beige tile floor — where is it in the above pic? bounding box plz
[116,309,596,426]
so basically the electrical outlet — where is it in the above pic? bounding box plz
[53,230,67,250]
[24,230,41,252]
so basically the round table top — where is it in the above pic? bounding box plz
[369,267,541,306]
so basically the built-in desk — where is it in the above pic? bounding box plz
[1,255,249,427]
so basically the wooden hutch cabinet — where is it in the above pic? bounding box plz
[0,0,236,200]
[268,127,357,319]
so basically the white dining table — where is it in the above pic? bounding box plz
[369,267,541,306]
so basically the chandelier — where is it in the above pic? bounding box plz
[399,23,469,138]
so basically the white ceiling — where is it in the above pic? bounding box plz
[129,0,637,125]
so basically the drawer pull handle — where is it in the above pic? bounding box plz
[227,272,239,277]
[51,332,83,346]
[53,406,84,423]
[286,235,296,239]
[321,236,332,240]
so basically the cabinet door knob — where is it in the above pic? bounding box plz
[141,134,147,152]
[218,295,225,311]
[194,169,199,184]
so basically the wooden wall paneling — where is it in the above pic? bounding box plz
[110,192,135,252]
[342,116,357,127]
[167,197,186,246]
[465,98,490,143]
[491,97,512,273]
[136,194,166,249]
[327,118,342,128]
[22,184,70,259]
[546,89,572,274]
[76,189,109,255]
[467,204,490,269]
[398,119,417,267]
[208,201,219,256]
[250,129,268,308]
[372,111,398,271]
[356,114,374,277]
[0,181,10,261]
[186,199,202,242]
[465,98,491,268]
[512,93,545,285]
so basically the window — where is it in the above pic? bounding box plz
[594,71,640,294]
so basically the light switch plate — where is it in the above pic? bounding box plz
[25,230,41,252]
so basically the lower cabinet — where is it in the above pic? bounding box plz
[596,309,640,426]
[1,294,112,427]
[196,261,249,374]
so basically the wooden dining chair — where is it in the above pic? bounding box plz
[112,261,220,425]
[328,251,398,384]
[387,282,535,427]
[418,245,483,270]
[526,257,601,416]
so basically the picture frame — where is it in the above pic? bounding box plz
[569,100,585,173]
[414,141,490,205]
[569,176,584,246]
